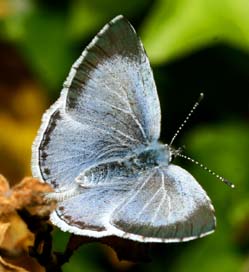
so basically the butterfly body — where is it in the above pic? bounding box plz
[32,15,216,242]
[77,142,170,187]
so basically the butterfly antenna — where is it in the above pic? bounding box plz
[170,93,204,146]
[177,153,235,188]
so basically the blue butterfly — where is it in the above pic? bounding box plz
[32,15,216,243]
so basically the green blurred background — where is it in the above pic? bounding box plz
[0,0,248,271]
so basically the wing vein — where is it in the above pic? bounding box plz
[151,170,169,224]
[136,187,163,220]
[83,94,148,142]
[116,171,155,213]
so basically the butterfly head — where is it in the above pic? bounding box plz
[167,145,183,162]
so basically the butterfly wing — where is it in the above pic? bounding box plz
[108,164,216,242]
[65,15,161,142]
[32,15,161,191]
[49,164,215,242]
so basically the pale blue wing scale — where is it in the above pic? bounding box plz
[109,165,216,242]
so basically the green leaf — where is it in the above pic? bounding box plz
[141,0,249,64]
[68,0,152,41]
[18,10,74,91]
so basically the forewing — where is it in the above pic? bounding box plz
[65,15,161,143]
[109,165,216,242]
[32,15,161,190]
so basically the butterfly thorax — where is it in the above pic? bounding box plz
[132,142,171,169]
[77,143,171,187]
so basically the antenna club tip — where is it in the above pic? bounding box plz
[198,92,204,101]
[224,178,235,189]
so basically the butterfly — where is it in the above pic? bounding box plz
[32,15,216,243]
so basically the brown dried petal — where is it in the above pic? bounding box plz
[0,175,10,194]
[0,175,15,215]
[11,177,56,217]
[0,222,10,246]
[2,255,45,272]
[0,257,28,272]
[0,198,15,215]
[0,213,34,256]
